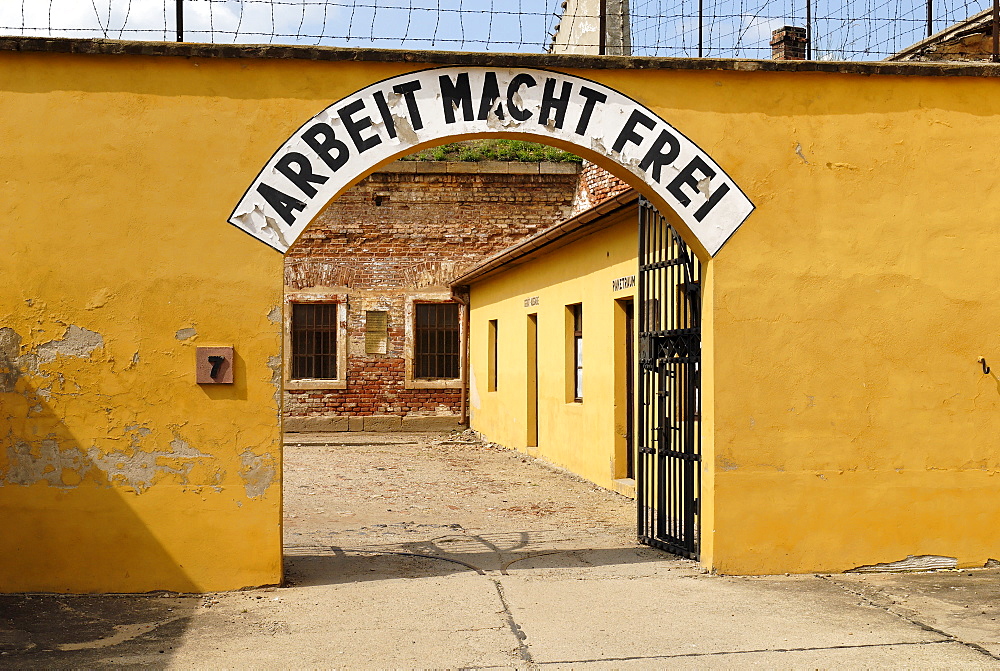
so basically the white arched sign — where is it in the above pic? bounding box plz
[230,67,754,255]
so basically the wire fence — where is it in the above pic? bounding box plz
[633,0,993,59]
[1,0,995,60]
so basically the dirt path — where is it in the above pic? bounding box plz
[282,430,650,580]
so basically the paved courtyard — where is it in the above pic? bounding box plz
[2,431,999,668]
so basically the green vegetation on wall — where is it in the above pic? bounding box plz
[402,139,582,163]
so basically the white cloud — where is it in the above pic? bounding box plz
[0,0,344,43]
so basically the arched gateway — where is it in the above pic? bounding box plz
[8,40,998,594]
[230,67,753,256]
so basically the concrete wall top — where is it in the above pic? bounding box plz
[5,35,1000,78]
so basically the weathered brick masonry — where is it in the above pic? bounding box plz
[284,161,580,426]
[572,161,632,215]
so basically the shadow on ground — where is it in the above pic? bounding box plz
[285,528,685,587]
[0,593,198,669]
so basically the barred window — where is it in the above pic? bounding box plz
[291,303,338,380]
[415,302,460,380]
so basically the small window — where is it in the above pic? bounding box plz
[570,303,583,401]
[291,303,338,380]
[488,319,498,392]
[365,310,388,355]
[415,302,460,380]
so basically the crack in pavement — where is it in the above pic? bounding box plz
[819,575,1000,662]
[491,578,534,666]
[526,639,958,665]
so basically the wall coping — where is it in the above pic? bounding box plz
[4,36,1000,78]
[381,161,581,175]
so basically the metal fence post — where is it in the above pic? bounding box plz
[993,0,999,62]
[926,0,933,37]
[806,0,812,60]
[698,0,704,57]
[599,0,607,54]
[176,0,183,42]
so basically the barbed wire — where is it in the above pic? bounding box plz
[0,0,994,60]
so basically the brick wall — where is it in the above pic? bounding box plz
[284,161,580,420]
[570,161,632,215]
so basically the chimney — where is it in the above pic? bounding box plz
[771,26,808,60]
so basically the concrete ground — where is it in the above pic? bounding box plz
[2,431,999,668]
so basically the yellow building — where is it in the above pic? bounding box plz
[4,36,1000,591]
[456,192,710,558]
[453,192,641,498]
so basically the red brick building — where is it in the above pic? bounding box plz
[283,160,582,431]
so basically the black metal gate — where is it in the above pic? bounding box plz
[636,198,702,559]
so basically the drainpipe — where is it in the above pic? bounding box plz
[454,290,471,427]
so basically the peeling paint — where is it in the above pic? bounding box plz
[795,143,810,164]
[87,434,213,494]
[696,176,712,198]
[846,554,957,573]
[239,450,276,498]
[174,327,197,341]
[125,423,152,437]
[267,355,282,407]
[392,112,420,145]
[35,326,104,366]
[5,439,92,488]
[234,205,292,250]
[0,327,22,392]
[84,287,112,310]
[2,429,214,494]
[267,306,282,324]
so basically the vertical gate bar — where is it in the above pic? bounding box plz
[663,212,670,541]
[663,218,681,542]
[645,201,653,541]
[656,206,663,539]
[648,205,656,540]
[642,201,650,540]
[695,255,702,552]
[648,206,655,539]
[648,203,655,540]
[667,216,675,543]
[637,201,646,540]
[655,209,664,540]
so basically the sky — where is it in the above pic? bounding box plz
[0,0,990,59]
[0,0,563,50]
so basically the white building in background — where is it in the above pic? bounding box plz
[551,0,631,56]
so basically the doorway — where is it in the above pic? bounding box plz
[526,313,539,449]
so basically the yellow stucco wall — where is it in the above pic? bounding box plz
[467,211,638,493]
[3,43,1000,586]
[464,68,1000,574]
[699,71,1000,574]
